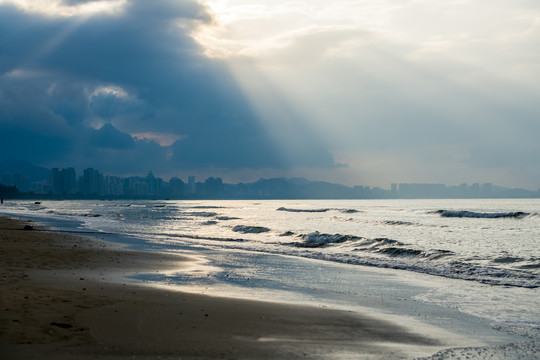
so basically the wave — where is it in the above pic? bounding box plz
[492,256,525,264]
[155,232,246,243]
[192,206,227,209]
[293,232,362,247]
[232,225,271,234]
[289,232,457,263]
[277,207,331,213]
[277,207,360,214]
[186,211,218,218]
[381,220,415,226]
[519,262,540,269]
[340,209,360,214]
[432,210,530,218]
[291,232,409,250]
[377,247,454,260]
[81,213,102,217]
[45,210,103,218]
[280,231,295,237]
[216,216,239,221]
[24,219,540,288]
[272,247,538,288]
[201,220,218,226]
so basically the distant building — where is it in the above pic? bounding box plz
[147,171,157,196]
[104,175,123,196]
[12,173,29,193]
[1,172,29,192]
[63,168,77,194]
[188,176,196,194]
[51,168,61,194]
[204,177,223,196]
[81,168,103,195]
[169,177,185,196]
[52,167,77,195]
[31,180,51,194]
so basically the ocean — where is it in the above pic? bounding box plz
[2,198,539,354]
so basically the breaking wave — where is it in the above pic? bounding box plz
[432,210,530,218]
[201,220,218,226]
[216,216,239,221]
[381,220,415,226]
[232,225,271,234]
[293,232,362,247]
[340,209,360,214]
[277,207,360,214]
[277,207,331,213]
[275,246,538,288]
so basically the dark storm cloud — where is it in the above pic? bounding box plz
[90,123,134,149]
[0,0,336,174]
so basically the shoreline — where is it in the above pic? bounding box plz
[0,215,527,359]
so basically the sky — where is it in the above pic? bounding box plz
[0,0,539,189]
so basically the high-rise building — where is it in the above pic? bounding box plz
[146,171,156,196]
[63,167,77,194]
[204,177,223,196]
[51,168,62,195]
[169,177,185,196]
[51,167,77,195]
[82,168,103,195]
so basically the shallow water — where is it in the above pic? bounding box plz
[2,198,539,344]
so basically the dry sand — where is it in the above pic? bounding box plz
[0,216,457,359]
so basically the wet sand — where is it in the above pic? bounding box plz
[1,216,464,359]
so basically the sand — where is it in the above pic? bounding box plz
[0,216,462,359]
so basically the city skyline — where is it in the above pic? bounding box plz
[1,161,538,199]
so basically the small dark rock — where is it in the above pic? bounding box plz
[23,225,34,231]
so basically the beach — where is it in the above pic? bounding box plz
[1,210,537,359]
[0,215,474,359]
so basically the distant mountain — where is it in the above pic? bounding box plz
[0,159,50,183]
[491,185,538,197]
[242,177,357,199]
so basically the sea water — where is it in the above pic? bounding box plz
[2,198,539,352]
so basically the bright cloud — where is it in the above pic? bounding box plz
[0,0,126,17]
[131,132,185,147]
[195,0,540,189]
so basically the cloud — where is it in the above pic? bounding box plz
[0,0,336,175]
[0,0,127,17]
[131,132,183,147]
[197,0,540,188]
[2,0,538,189]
